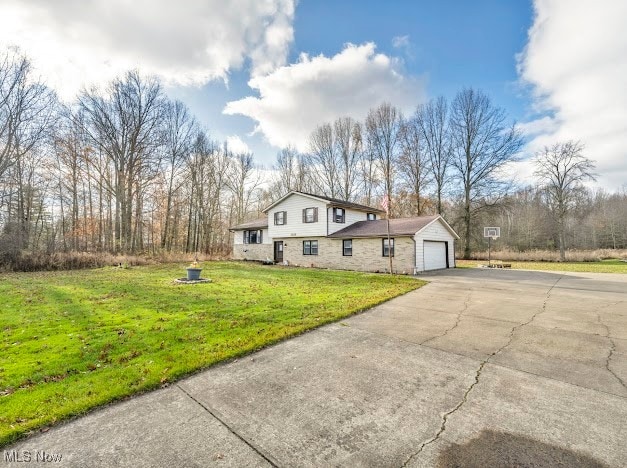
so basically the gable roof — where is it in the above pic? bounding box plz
[262,191,385,214]
[230,218,268,231]
[327,215,460,239]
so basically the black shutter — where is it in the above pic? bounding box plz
[302,209,306,223]
[243,231,247,244]
[283,211,287,224]
[314,207,318,222]
[274,212,277,225]
[259,230,263,243]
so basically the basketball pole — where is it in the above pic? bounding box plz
[488,235,491,267]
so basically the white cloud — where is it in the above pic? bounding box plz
[392,35,410,49]
[224,43,426,152]
[0,0,295,100]
[519,0,627,190]
[226,135,251,155]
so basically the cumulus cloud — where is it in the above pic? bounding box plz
[226,135,251,155]
[518,0,627,189]
[224,43,426,151]
[0,0,295,100]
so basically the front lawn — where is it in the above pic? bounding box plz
[456,258,627,273]
[0,262,423,446]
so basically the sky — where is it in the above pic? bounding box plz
[0,0,625,190]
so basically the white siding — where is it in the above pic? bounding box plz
[327,207,372,234]
[267,193,328,239]
[414,218,456,272]
[233,228,270,245]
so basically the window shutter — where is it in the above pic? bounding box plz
[259,230,263,243]
[274,212,277,225]
[243,231,246,244]
[314,207,318,222]
[283,211,287,224]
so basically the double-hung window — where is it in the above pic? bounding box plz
[343,239,352,256]
[367,213,376,221]
[382,238,394,257]
[303,240,318,255]
[303,207,318,223]
[333,207,345,223]
[274,211,286,225]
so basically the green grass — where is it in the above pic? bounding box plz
[0,262,423,446]
[456,258,627,273]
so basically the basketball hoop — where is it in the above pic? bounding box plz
[483,227,500,267]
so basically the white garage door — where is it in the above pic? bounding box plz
[423,241,448,270]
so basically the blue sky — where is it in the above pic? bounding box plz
[1,0,625,188]
[169,0,535,167]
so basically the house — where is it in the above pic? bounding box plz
[230,191,459,273]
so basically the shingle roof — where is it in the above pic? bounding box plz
[230,218,268,230]
[263,191,385,213]
[327,215,441,238]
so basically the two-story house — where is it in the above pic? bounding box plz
[231,191,459,273]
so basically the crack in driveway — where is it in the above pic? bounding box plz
[596,302,627,391]
[401,275,564,467]
[420,291,472,346]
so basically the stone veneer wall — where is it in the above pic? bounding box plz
[232,243,273,261]
[277,236,415,274]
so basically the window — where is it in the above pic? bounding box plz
[333,207,345,223]
[382,238,394,257]
[367,213,376,221]
[243,230,262,244]
[343,239,352,256]
[303,240,319,255]
[303,207,318,223]
[274,211,287,225]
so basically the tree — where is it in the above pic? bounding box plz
[449,88,523,259]
[534,141,596,261]
[365,103,402,215]
[333,117,363,201]
[78,70,165,253]
[398,115,431,216]
[160,100,196,250]
[415,96,450,214]
[307,123,339,197]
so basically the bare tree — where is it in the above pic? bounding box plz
[273,145,309,195]
[78,70,165,253]
[415,96,450,214]
[398,115,431,216]
[333,117,363,201]
[365,103,402,215]
[0,49,57,251]
[307,123,339,197]
[160,99,196,250]
[534,141,596,261]
[449,88,523,259]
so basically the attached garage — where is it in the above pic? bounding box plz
[327,214,459,274]
[414,216,459,273]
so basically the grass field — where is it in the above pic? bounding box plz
[456,258,627,273]
[0,262,423,446]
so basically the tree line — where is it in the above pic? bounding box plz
[0,48,619,269]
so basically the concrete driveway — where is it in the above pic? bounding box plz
[4,269,626,467]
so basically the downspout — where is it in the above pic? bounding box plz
[411,235,417,275]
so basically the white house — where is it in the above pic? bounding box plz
[231,191,459,273]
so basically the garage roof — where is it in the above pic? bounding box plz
[327,215,459,239]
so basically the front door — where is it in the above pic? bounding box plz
[274,241,283,263]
